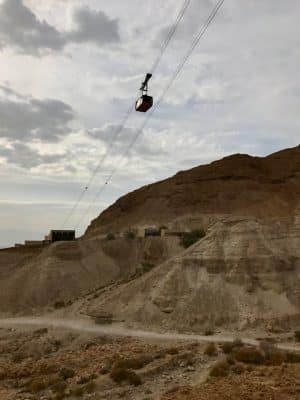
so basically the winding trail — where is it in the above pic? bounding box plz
[0,317,299,353]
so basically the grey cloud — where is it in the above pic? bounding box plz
[0,86,75,141]
[0,142,65,168]
[0,0,66,54]
[0,0,120,56]
[67,7,120,46]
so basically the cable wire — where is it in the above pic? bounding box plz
[75,0,225,230]
[61,0,192,229]
[150,0,192,74]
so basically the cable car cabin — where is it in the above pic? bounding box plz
[136,73,153,113]
[135,95,153,112]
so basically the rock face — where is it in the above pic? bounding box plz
[85,146,300,237]
[0,237,181,315]
[85,215,300,333]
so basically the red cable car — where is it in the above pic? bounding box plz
[135,73,153,113]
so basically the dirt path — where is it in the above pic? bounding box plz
[0,317,299,352]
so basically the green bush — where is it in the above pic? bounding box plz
[181,229,206,248]
[125,229,136,240]
[106,233,115,241]
[294,331,300,342]
[134,262,155,277]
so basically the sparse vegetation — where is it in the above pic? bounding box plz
[134,262,155,277]
[110,366,142,386]
[180,229,206,248]
[125,229,136,240]
[113,355,152,370]
[165,347,179,355]
[106,233,116,241]
[234,347,265,365]
[204,328,215,336]
[294,330,300,342]
[221,339,244,354]
[54,301,65,309]
[204,342,217,357]
[209,359,230,377]
[59,367,75,380]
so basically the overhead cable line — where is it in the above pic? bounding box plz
[61,0,193,229]
[75,0,225,230]
[150,0,192,74]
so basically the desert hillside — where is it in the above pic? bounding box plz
[0,146,299,334]
[85,146,300,237]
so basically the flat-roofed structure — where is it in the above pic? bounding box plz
[47,230,76,243]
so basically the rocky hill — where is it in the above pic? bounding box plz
[82,145,300,333]
[85,146,300,237]
[1,145,299,334]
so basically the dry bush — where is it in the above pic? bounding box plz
[165,347,179,355]
[294,331,300,342]
[113,355,152,370]
[231,362,245,375]
[59,367,75,380]
[234,347,265,365]
[285,351,300,363]
[71,381,96,397]
[204,343,217,357]
[221,339,244,354]
[209,359,230,377]
[27,374,61,393]
[110,367,142,386]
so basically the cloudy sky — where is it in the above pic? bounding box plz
[0,0,299,247]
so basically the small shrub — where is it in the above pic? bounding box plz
[285,351,300,363]
[106,233,115,241]
[110,367,142,386]
[294,331,300,342]
[226,354,236,365]
[134,262,155,277]
[209,360,230,377]
[28,378,48,393]
[204,328,214,336]
[231,362,245,375]
[125,229,136,240]
[165,347,179,355]
[52,381,67,395]
[84,381,96,393]
[204,343,217,357]
[59,368,75,380]
[54,301,65,309]
[234,347,265,365]
[113,356,152,370]
[221,339,244,354]
[126,370,142,386]
[180,229,206,248]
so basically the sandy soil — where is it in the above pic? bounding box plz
[0,320,300,400]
